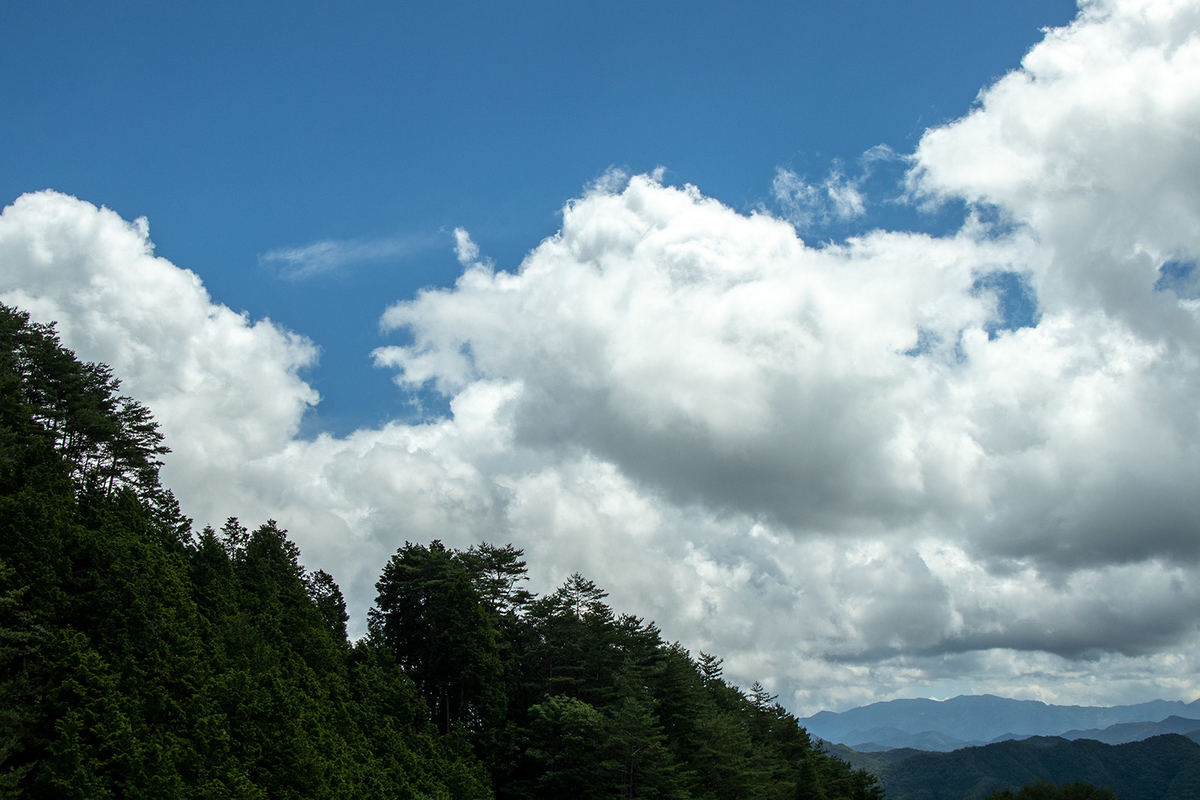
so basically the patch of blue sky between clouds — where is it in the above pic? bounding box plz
[770,146,974,245]
[903,328,942,359]
[903,272,1039,362]
[1155,258,1200,300]
[296,379,453,442]
[973,271,1039,340]
[770,148,898,238]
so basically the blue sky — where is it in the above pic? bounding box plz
[2,1,1073,434]
[6,0,1200,715]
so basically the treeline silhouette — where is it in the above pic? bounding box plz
[0,301,885,798]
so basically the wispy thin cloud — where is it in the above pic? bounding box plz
[772,163,866,232]
[259,234,438,279]
[451,227,480,268]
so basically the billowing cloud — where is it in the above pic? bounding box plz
[377,177,1015,535]
[3,0,1200,714]
[0,191,320,466]
[909,0,1200,330]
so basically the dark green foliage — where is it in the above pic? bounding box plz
[307,569,350,647]
[522,694,617,798]
[371,540,885,800]
[370,540,505,734]
[461,542,535,618]
[0,304,490,799]
[0,305,182,536]
[0,559,39,798]
[986,781,1119,800]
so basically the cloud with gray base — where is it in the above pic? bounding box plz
[4,0,1200,715]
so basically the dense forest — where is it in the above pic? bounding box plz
[984,783,1118,800]
[0,301,887,798]
[832,734,1200,800]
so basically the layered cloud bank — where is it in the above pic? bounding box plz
[3,0,1200,713]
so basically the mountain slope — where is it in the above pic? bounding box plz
[833,734,1200,800]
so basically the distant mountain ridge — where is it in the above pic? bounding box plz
[846,727,991,752]
[834,716,1200,753]
[800,694,1200,749]
[1058,716,1200,746]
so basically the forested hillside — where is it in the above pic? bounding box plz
[0,301,882,798]
[833,734,1200,800]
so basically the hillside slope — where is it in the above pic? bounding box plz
[831,734,1200,800]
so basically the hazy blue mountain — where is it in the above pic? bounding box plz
[839,734,1200,800]
[801,694,1200,746]
[845,715,1200,752]
[845,728,988,752]
[1057,716,1200,745]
